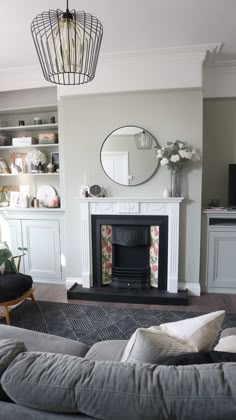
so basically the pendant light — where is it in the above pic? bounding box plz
[31,0,103,85]
[134,130,153,150]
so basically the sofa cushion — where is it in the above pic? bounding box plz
[0,338,26,402]
[214,327,236,353]
[0,325,89,357]
[215,336,236,353]
[121,328,193,364]
[220,327,236,339]
[85,340,127,361]
[121,310,225,363]
[2,351,236,420]
[0,401,95,419]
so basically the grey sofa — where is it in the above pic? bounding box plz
[0,324,236,420]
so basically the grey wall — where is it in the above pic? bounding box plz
[60,89,203,287]
[0,87,57,109]
[203,98,236,208]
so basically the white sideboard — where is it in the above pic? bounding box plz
[0,208,65,284]
[201,210,236,293]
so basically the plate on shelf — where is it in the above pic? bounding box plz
[37,185,56,207]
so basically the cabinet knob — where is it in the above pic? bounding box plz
[18,247,23,251]
[23,247,28,251]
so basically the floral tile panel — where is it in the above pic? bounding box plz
[101,225,112,285]
[150,226,159,288]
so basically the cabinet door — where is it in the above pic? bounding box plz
[208,229,236,289]
[0,219,25,272]
[22,219,61,281]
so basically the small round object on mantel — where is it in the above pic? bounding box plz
[90,185,102,197]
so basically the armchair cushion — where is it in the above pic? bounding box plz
[0,242,17,274]
[0,273,33,303]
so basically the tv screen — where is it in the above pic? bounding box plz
[228,164,236,207]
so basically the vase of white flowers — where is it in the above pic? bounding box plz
[156,140,200,197]
[26,150,48,173]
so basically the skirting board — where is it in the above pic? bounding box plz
[178,282,201,296]
[203,287,236,295]
[66,277,82,290]
[66,278,200,296]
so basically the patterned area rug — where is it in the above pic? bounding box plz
[1,300,236,346]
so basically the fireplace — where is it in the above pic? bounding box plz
[112,225,150,289]
[67,197,188,305]
[92,215,168,291]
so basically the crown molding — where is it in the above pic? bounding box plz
[0,44,221,94]
[203,58,236,97]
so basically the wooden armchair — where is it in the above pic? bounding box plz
[0,253,36,325]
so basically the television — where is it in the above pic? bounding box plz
[228,164,236,208]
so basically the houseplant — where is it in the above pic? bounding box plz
[156,140,200,196]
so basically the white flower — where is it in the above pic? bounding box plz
[191,149,200,161]
[170,154,180,163]
[155,140,200,171]
[26,150,47,165]
[179,149,187,158]
[160,158,169,166]
[185,151,193,160]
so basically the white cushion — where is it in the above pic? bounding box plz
[214,336,236,353]
[159,310,225,352]
[121,328,193,364]
[121,310,225,362]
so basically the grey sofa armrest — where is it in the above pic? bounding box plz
[0,325,89,357]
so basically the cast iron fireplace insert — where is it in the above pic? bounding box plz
[92,215,168,290]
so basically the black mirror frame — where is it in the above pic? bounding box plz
[100,125,160,186]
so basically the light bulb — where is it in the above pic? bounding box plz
[48,15,87,73]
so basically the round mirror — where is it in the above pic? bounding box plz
[100,126,159,186]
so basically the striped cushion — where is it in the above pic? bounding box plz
[121,310,225,363]
[159,310,225,352]
[121,328,193,364]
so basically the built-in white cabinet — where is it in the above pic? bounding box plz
[0,209,65,284]
[201,211,236,293]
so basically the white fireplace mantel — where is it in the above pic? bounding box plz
[79,197,183,293]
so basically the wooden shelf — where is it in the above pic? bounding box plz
[0,173,59,177]
[0,143,58,149]
[0,123,58,132]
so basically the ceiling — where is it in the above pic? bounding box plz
[0,0,235,70]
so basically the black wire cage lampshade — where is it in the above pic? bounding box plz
[31,0,103,85]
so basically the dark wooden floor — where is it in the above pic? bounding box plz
[34,283,236,313]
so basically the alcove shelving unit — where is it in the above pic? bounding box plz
[0,104,60,201]
[0,103,65,285]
